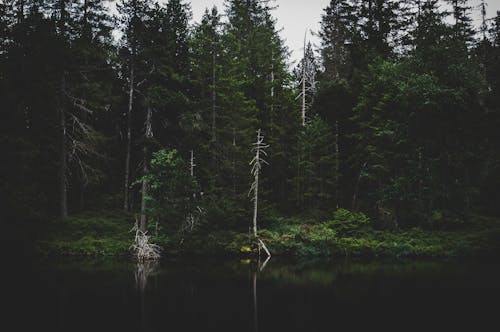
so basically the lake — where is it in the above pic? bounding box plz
[7,257,500,331]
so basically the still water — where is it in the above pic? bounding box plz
[7,258,500,331]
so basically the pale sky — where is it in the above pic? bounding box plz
[186,0,500,65]
[187,0,330,66]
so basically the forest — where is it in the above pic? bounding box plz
[2,0,500,259]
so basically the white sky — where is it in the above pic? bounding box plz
[185,0,500,65]
[187,0,330,66]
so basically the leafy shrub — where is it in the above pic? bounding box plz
[135,149,201,232]
[327,209,371,236]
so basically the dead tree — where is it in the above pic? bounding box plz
[139,106,153,232]
[249,129,271,257]
[124,63,134,212]
[297,32,317,126]
[180,150,204,234]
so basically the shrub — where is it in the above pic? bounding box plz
[327,209,371,236]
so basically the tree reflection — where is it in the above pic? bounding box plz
[135,260,159,292]
[135,261,159,332]
[252,256,270,332]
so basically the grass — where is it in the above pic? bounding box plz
[36,209,500,258]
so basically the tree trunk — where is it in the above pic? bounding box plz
[140,144,148,233]
[190,150,195,177]
[480,0,487,41]
[270,50,274,120]
[17,0,24,23]
[335,120,340,208]
[352,161,367,211]
[124,64,134,212]
[140,106,152,233]
[79,182,85,212]
[302,33,306,126]
[59,72,68,219]
[253,164,259,237]
[211,50,216,144]
[232,128,237,198]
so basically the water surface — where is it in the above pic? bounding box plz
[8,258,499,331]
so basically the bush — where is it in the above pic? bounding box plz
[326,209,371,236]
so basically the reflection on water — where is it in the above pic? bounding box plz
[8,258,500,331]
[135,261,159,332]
[135,261,159,292]
[252,256,270,332]
[253,268,258,332]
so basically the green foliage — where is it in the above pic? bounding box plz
[293,116,338,211]
[136,149,200,231]
[5,0,500,260]
[36,209,500,258]
[332,208,370,225]
[327,208,371,237]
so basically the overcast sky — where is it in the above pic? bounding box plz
[185,0,500,65]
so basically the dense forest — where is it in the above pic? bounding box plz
[2,0,500,258]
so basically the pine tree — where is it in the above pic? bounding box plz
[67,0,115,211]
[319,0,358,80]
[190,6,223,195]
[118,0,150,212]
[447,0,475,47]
[360,0,400,59]
[293,116,337,212]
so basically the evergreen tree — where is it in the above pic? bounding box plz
[118,0,150,214]
[447,0,475,47]
[319,0,358,80]
[293,116,337,213]
[190,6,223,196]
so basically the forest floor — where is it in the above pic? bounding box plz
[36,210,500,259]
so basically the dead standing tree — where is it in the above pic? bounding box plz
[249,129,271,258]
[297,31,318,127]
[180,150,204,235]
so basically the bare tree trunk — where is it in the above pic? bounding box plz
[140,145,148,233]
[232,128,237,198]
[296,152,301,207]
[352,161,367,211]
[480,0,487,41]
[302,33,306,127]
[17,0,24,22]
[140,106,152,233]
[190,150,195,177]
[270,51,274,120]
[59,72,68,219]
[252,163,259,237]
[211,51,216,144]
[335,120,340,208]
[251,130,263,237]
[79,182,85,212]
[251,129,269,238]
[124,64,134,212]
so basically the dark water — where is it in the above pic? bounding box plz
[7,257,500,331]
